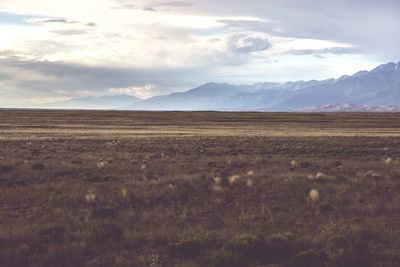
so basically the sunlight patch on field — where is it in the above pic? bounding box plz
[1,126,400,140]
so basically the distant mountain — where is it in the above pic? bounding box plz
[123,61,400,111]
[47,95,142,109]
[122,83,260,110]
[299,104,400,112]
[40,61,400,111]
[262,62,400,110]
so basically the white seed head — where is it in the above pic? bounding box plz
[246,179,253,187]
[140,164,147,171]
[96,161,107,169]
[309,189,320,202]
[213,176,222,185]
[121,188,128,198]
[228,175,240,186]
[212,185,224,192]
[85,193,96,203]
[247,171,254,176]
[307,174,316,181]
[384,157,392,164]
[290,160,297,167]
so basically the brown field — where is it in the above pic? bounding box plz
[1,110,400,267]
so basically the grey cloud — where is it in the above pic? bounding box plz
[218,19,278,34]
[31,18,97,27]
[143,7,157,12]
[225,33,270,54]
[149,1,194,8]
[0,56,213,101]
[179,0,400,61]
[41,19,74,24]
[51,29,90,35]
[289,47,361,56]
[116,0,193,12]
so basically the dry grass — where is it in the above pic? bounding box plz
[0,110,400,266]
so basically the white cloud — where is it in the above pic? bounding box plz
[109,84,156,99]
[225,33,270,54]
[29,96,72,104]
[0,0,396,106]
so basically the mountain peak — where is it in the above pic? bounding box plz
[121,61,400,111]
[371,62,396,73]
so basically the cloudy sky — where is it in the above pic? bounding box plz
[0,0,399,107]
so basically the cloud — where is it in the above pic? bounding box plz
[51,29,89,35]
[38,18,74,24]
[109,84,156,98]
[142,7,157,12]
[225,33,270,54]
[28,17,97,27]
[193,0,400,60]
[0,55,215,105]
[218,19,278,34]
[289,47,361,56]
[116,0,193,12]
[29,96,71,104]
[0,0,397,107]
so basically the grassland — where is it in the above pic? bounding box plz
[0,110,400,266]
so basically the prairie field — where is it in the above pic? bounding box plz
[0,110,400,267]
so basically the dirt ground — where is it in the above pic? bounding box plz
[0,110,400,266]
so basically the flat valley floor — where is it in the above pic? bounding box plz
[1,110,400,266]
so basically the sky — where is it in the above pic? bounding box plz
[0,0,399,107]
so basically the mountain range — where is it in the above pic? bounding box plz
[51,61,400,111]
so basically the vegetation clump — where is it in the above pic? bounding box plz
[37,225,68,243]
[92,207,118,220]
[31,163,46,171]
[89,221,124,244]
[167,238,204,258]
[290,249,328,267]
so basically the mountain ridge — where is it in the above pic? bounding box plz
[51,61,400,111]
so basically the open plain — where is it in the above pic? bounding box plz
[0,110,400,266]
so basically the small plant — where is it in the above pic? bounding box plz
[37,225,68,243]
[263,233,294,263]
[92,207,118,220]
[290,249,328,267]
[209,248,246,267]
[308,189,320,203]
[167,238,204,258]
[0,165,15,173]
[85,192,96,203]
[225,233,262,260]
[318,202,334,213]
[328,230,377,267]
[89,221,124,244]
[32,163,46,171]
